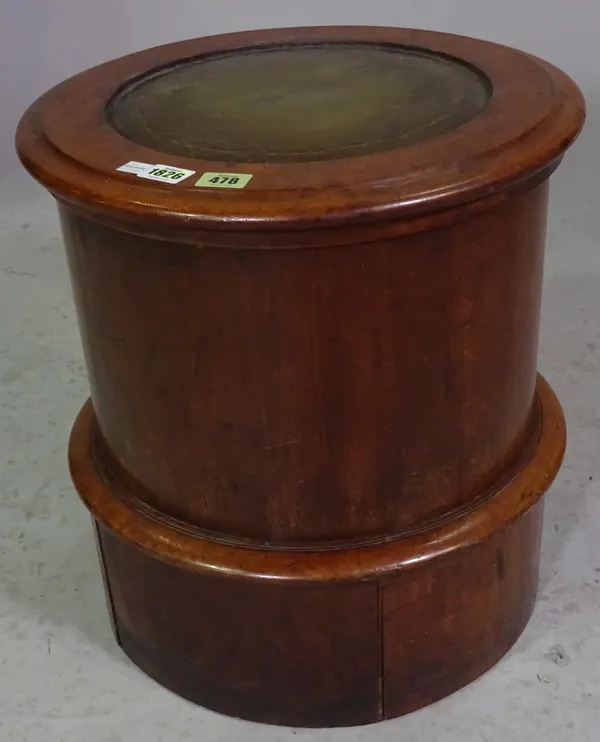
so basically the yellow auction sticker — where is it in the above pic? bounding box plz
[195,172,253,189]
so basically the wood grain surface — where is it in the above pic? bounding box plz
[16,25,584,726]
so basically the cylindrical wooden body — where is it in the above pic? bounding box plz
[61,183,548,546]
[62,181,562,725]
[16,26,584,726]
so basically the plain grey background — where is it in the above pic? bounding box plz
[1,2,600,741]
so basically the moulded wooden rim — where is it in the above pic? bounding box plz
[16,26,585,238]
[69,374,566,584]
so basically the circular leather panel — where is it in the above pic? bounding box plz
[108,43,490,163]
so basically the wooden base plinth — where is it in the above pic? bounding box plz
[70,375,565,727]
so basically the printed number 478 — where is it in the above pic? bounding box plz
[210,176,240,185]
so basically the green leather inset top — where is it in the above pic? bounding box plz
[108,42,490,163]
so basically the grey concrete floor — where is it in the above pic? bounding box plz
[1,148,599,741]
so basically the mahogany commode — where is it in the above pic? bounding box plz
[16,26,585,726]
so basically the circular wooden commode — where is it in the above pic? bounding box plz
[17,27,584,726]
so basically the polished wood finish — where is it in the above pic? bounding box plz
[59,182,548,547]
[70,372,565,726]
[70,375,562,725]
[16,26,584,726]
[95,505,541,727]
[16,27,583,241]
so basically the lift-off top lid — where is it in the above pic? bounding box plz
[17,26,585,242]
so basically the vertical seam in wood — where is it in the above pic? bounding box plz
[93,520,122,645]
[378,579,385,720]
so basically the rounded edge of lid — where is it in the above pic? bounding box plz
[16,27,586,241]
